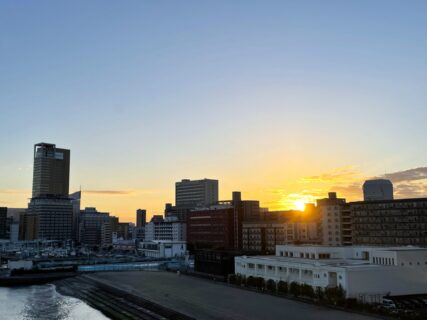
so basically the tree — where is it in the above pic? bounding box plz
[246,276,256,288]
[290,282,301,297]
[277,281,288,294]
[266,279,276,293]
[315,287,324,301]
[255,277,265,290]
[228,274,237,285]
[301,284,315,298]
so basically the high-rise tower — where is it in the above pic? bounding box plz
[32,143,70,198]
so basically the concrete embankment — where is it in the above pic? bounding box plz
[85,271,381,320]
[55,274,194,320]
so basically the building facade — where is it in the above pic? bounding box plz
[32,143,70,198]
[235,245,427,303]
[187,205,238,250]
[317,192,350,246]
[79,207,112,247]
[351,198,427,246]
[139,240,186,258]
[242,220,319,254]
[0,207,7,239]
[27,197,73,240]
[136,209,146,228]
[363,179,393,201]
[144,216,186,242]
[175,178,218,209]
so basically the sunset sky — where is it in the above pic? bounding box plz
[1,1,427,222]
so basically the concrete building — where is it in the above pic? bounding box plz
[70,191,81,241]
[9,223,19,242]
[32,143,70,198]
[136,209,146,228]
[363,179,393,201]
[27,197,73,240]
[0,207,7,239]
[187,204,239,250]
[317,193,351,246]
[144,216,186,242]
[79,207,112,247]
[235,245,427,303]
[351,198,427,246]
[175,178,218,209]
[139,240,187,258]
[242,219,319,254]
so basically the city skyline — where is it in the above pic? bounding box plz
[1,1,427,222]
[1,140,427,222]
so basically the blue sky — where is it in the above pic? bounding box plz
[1,1,427,220]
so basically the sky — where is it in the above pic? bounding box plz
[1,1,427,222]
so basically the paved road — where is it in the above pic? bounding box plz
[88,271,379,320]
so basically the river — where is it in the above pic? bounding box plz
[0,284,109,320]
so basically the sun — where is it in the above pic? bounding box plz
[293,199,306,211]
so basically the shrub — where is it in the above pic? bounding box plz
[289,282,301,297]
[266,279,276,293]
[255,277,265,290]
[300,284,315,298]
[228,274,237,285]
[277,281,288,294]
[246,276,256,288]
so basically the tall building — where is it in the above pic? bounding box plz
[175,178,218,209]
[0,207,7,239]
[70,191,81,241]
[79,207,111,247]
[317,192,349,246]
[351,198,427,246]
[363,179,393,201]
[136,209,146,228]
[27,197,73,240]
[187,205,238,250]
[32,143,70,198]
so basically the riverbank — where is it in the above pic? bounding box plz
[58,270,380,320]
[55,273,193,320]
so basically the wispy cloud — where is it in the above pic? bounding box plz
[0,189,30,194]
[300,166,362,184]
[83,190,134,195]
[379,167,427,183]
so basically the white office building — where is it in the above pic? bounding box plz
[144,217,186,242]
[235,245,427,303]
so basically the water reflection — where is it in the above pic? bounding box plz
[0,284,109,320]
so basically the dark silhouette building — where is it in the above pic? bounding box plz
[0,207,7,239]
[136,209,146,228]
[32,143,70,198]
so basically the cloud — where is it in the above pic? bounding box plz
[300,166,362,183]
[83,190,134,195]
[0,189,30,194]
[379,167,427,183]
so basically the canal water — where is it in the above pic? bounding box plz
[0,284,109,319]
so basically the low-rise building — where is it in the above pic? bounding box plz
[145,216,186,242]
[235,245,427,303]
[139,240,186,258]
